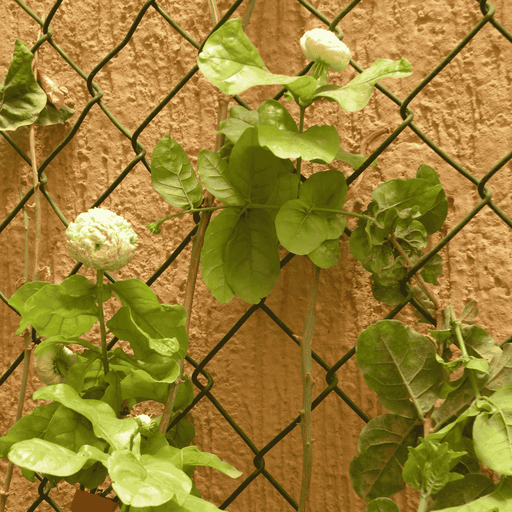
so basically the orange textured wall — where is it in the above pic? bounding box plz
[1,1,512,511]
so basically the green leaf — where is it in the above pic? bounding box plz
[473,386,512,475]
[460,300,479,324]
[415,165,448,235]
[487,344,512,391]
[420,254,444,285]
[107,279,188,360]
[228,127,291,204]
[22,275,99,337]
[33,335,101,355]
[224,209,280,304]
[402,438,465,497]
[276,169,348,255]
[0,403,60,458]
[121,367,180,404]
[36,103,75,126]
[8,281,51,334]
[356,320,443,418]
[172,446,242,479]
[313,58,413,111]
[257,99,298,132]
[197,19,303,95]
[365,498,399,512]
[257,124,339,163]
[8,439,108,477]
[308,238,340,269]
[284,75,319,106]
[349,414,421,500]
[197,150,244,205]
[109,446,192,507]
[200,208,241,303]
[34,383,138,451]
[151,134,203,209]
[0,40,47,131]
[426,476,512,511]
[333,146,378,170]
[462,325,501,365]
[427,473,496,511]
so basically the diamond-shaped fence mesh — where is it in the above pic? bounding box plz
[1,0,512,510]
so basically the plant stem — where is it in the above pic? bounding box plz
[96,270,110,377]
[417,494,430,512]
[298,264,320,512]
[448,305,481,399]
[296,106,305,175]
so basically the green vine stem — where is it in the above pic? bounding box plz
[96,270,110,377]
[298,264,320,512]
[448,304,481,399]
[417,494,430,512]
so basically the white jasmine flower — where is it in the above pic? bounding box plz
[300,28,351,72]
[33,343,79,385]
[66,208,137,271]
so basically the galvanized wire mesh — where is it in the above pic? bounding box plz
[1,0,512,510]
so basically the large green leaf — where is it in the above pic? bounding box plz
[356,320,443,418]
[227,127,287,204]
[121,367,180,404]
[200,208,241,303]
[224,209,280,304]
[34,383,138,451]
[21,275,99,337]
[151,134,203,209]
[8,439,107,477]
[313,58,413,111]
[197,150,244,205]
[109,446,192,507]
[349,414,421,500]
[426,476,512,511]
[0,40,47,131]
[108,279,188,360]
[427,473,496,511]
[473,386,512,475]
[197,19,302,95]
[257,124,339,163]
[0,403,60,458]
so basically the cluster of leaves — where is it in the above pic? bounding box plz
[149,18,412,304]
[0,39,75,131]
[1,276,241,510]
[349,164,447,310]
[351,307,512,511]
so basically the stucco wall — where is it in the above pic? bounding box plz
[1,0,512,511]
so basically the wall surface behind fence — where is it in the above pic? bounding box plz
[1,0,512,511]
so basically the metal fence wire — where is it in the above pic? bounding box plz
[1,0,512,510]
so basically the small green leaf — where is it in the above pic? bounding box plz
[197,150,245,205]
[36,103,75,126]
[313,58,413,111]
[356,320,443,417]
[200,208,241,303]
[350,414,422,500]
[415,165,448,235]
[284,75,319,106]
[197,19,303,95]
[487,344,512,391]
[257,99,298,132]
[0,40,47,131]
[420,254,444,285]
[460,300,479,324]
[257,124,339,163]
[217,105,259,144]
[465,357,489,375]
[224,209,280,304]
[173,446,242,479]
[365,498,399,512]
[8,281,51,334]
[121,366,180,404]
[151,134,203,209]
[308,238,340,269]
[332,146,378,170]
[300,169,347,209]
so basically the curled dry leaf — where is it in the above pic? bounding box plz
[37,69,68,110]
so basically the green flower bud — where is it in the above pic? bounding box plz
[300,28,351,72]
[66,208,137,271]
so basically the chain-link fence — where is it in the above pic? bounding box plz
[1,0,512,510]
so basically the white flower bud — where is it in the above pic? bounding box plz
[300,28,351,72]
[33,343,79,385]
[66,208,137,271]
